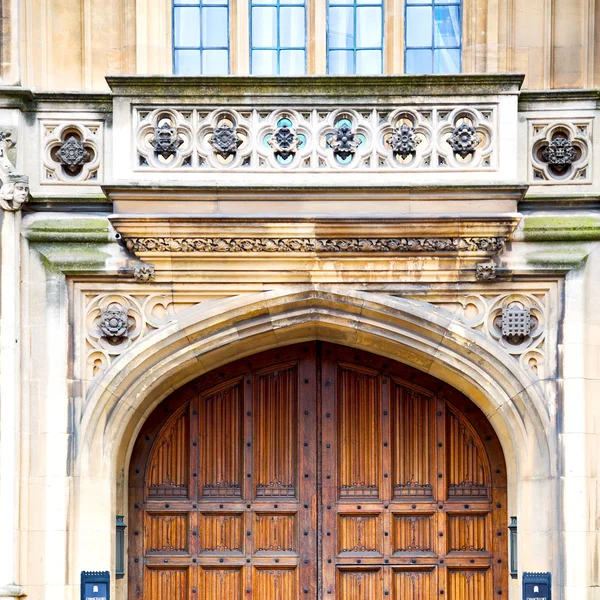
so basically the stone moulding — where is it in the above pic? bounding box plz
[123,236,507,254]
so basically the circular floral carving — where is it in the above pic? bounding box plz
[447,123,482,158]
[387,124,419,159]
[328,123,361,160]
[210,124,242,158]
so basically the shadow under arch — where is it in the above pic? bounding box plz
[73,286,557,582]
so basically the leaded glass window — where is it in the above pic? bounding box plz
[404,0,462,74]
[327,0,384,75]
[251,0,307,75]
[173,0,230,74]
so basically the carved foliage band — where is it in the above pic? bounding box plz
[124,237,506,254]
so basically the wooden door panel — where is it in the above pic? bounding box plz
[146,407,189,499]
[253,364,298,498]
[201,568,243,600]
[200,380,244,499]
[130,342,506,600]
[391,513,435,554]
[337,569,383,600]
[337,364,381,499]
[392,567,436,600]
[253,567,298,600]
[144,512,189,554]
[143,567,190,600]
[337,513,382,555]
[199,512,244,554]
[390,383,435,500]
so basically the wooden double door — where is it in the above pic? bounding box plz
[129,343,507,600]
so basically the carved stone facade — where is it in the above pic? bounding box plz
[2,72,600,600]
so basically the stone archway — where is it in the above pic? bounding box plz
[128,341,509,600]
[72,287,556,597]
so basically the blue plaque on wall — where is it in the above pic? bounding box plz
[523,572,551,600]
[81,571,110,600]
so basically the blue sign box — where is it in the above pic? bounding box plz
[81,571,110,600]
[523,572,551,600]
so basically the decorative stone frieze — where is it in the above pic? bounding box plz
[132,105,495,172]
[0,130,29,211]
[122,236,507,254]
[42,120,102,183]
[530,119,591,183]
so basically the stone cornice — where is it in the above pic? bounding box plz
[111,215,520,258]
[105,74,525,100]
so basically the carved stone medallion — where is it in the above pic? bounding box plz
[55,136,90,172]
[268,125,299,159]
[209,124,242,158]
[388,123,419,159]
[151,122,183,159]
[447,123,481,158]
[99,304,131,341]
[541,136,576,166]
[328,123,360,160]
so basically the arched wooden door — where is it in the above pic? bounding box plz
[129,343,507,600]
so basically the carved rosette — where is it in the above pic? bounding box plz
[475,262,497,281]
[378,109,433,167]
[42,121,102,183]
[198,110,252,168]
[269,124,300,160]
[531,121,590,182]
[151,122,184,159]
[136,109,193,169]
[438,108,493,168]
[99,304,132,341]
[327,122,361,160]
[318,110,370,169]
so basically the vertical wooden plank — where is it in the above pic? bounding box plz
[243,371,253,600]
[321,343,337,599]
[381,373,392,563]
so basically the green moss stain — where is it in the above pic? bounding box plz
[25,217,111,243]
[523,216,600,242]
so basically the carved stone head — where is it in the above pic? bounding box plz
[0,173,30,211]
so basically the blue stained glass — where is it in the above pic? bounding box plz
[404,0,462,73]
[173,0,229,74]
[327,0,383,74]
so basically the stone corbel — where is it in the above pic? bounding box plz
[0,130,29,212]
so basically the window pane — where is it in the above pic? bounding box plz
[175,49,201,73]
[174,7,201,47]
[405,48,432,73]
[175,0,200,5]
[202,49,229,74]
[329,7,354,49]
[434,5,460,47]
[280,49,306,74]
[280,7,305,48]
[434,47,460,73]
[406,0,431,4]
[356,7,382,48]
[203,7,228,47]
[356,49,382,74]
[252,49,278,74]
[328,49,354,74]
[406,6,432,47]
[252,6,278,47]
